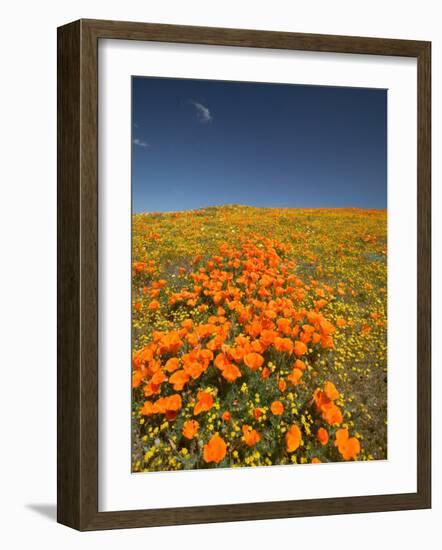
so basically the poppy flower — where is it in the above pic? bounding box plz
[182,419,199,440]
[313,388,330,410]
[140,400,156,416]
[133,261,147,274]
[287,368,303,386]
[221,362,242,382]
[294,341,308,356]
[148,300,160,311]
[341,437,361,460]
[285,424,302,452]
[203,434,227,464]
[299,331,312,344]
[132,370,143,388]
[270,400,284,416]
[242,425,261,447]
[149,394,182,420]
[143,366,164,391]
[214,352,229,370]
[162,394,182,419]
[324,381,339,401]
[221,411,232,422]
[276,317,292,334]
[334,428,361,460]
[164,357,180,373]
[169,369,190,391]
[260,329,277,347]
[183,361,204,380]
[321,335,335,349]
[181,318,193,330]
[194,390,214,415]
[274,337,293,353]
[321,402,343,426]
[244,352,264,371]
[311,457,322,464]
[312,332,321,344]
[317,427,329,445]
[294,359,306,371]
[315,299,328,310]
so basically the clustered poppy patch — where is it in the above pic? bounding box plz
[131,206,386,472]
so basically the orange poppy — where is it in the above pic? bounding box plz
[183,361,204,380]
[270,400,284,416]
[194,390,214,415]
[203,434,227,464]
[169,369,190,391]
[285,424,302,452]
[287,368,303,385]
[149,393,182,420]
[243,352,264,371]
[242,425,261,447]
[227,346,245,363]
[133,261,147,274]
[182,419,199,440]
[221,411,232,422]
[341,437,361,460]
[260,329,277,347]
[311,457,322,464]
[164,357,180,373]
[274,337,293,353]
[143,367,166,395]
[163,394,182,413]
[321,402,343,426]
[132,370,143,388]
[276,317,292,334]
[313,388,330,410]
[221,362,242,382]
[294,359,306,371]
[324,381,339,401]
[140,400,156,416]
[317,427,329,445]
[294,340,308,356]
[214,352,229,370]
[181,318,193,330]
[334,428,361,460]
[321,335,335,349]
[299,331,312,344]
[261,367,271,379]
[148,300,160,311]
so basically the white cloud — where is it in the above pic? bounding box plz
[190,100,212,123]
[133,138,149,148]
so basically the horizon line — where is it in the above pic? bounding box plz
[132,203,387,215]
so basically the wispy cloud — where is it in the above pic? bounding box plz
[133,138,150,148]
[190,100,213,123]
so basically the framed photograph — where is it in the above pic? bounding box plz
[57,19,431,530]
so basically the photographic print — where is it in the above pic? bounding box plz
[131,76,387,472]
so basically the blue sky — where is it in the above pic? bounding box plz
[132,77,387,213]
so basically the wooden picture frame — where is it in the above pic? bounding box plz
[57,18,431,531]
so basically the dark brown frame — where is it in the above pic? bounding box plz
[57,18,431,531]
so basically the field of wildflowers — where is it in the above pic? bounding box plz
[131,205,387,471]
